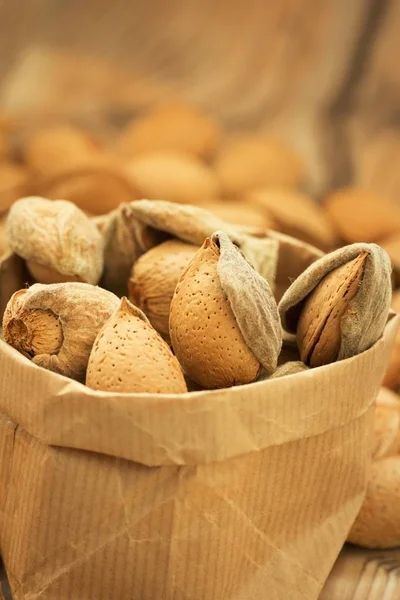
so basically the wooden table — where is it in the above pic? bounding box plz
[1,545,399,599]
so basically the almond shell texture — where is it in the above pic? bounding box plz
[212,231,281,374]
[279,243,392,365]
[7,197,104,285]
[86,298,187,394]
[129,239,198,338]
[170,238,261,388]
[3,282,119,381]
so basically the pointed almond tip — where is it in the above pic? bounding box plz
[203,236,220,254]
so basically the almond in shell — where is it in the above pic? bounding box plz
[86,297,187,393]
[279,244,392,367]
[129,239,198,340]
[169,232,282,389]
[3,282,119,381]
[7,197,104,285]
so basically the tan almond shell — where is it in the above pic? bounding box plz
[211,231,282,374]
[214,135,305,197]
[279,243,392,364]
[117,102,221,160]
[0,213,8,257]
[373,388,400,459]
[324,187,400,243]
[128,199,279,287]
[41,157,138,215]
[24,125,101,177]
[170,238,261,389]
[129,239,198,339]
[347,456,400,549]
[125,151,219,205]
[248,187,338,251]
[0,162,31,214]
[2,282,119,381]
[7,197,104,285]
[86,298,187,394]
[96,203,166,297]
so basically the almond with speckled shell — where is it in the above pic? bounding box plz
[279,243,392,367]
[86,298,187,394]
[169,231,281,389]
[129,239,198,340]
[3,282,119,381]
[7,196,104,284]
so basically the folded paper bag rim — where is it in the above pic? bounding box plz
[0,314,398,467]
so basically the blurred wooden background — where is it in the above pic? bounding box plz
[1,0,400,199]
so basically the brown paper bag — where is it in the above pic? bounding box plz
[0,234,397,600]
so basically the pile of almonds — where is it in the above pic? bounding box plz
[1,102,400,549]
[1,196,392,396]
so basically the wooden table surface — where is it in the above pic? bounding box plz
[1,545,399,599]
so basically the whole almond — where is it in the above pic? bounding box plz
[86,298,187,394]
[215,135,304,197]
[248,188,337,251]
[279,244,392,367]
[347,456,400,548]
[126,151,218,204]
[324,187,400,243]
[24,125,101,177]
[129,239,198,339]
[7,197,104,285]
[3,282,119,381]
[118,102,221,160]
[42,157,138,215]
[170,232,281,389]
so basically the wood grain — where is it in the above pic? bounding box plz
[320,545,400,600]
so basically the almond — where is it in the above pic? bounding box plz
[117,102,220,160]
[24,125,101,177]
[3,282,119,381]
[86,298,187,393]
[214,135,304,197]
[324,187,400,243]
[169,232,281,389]
[125,151,218,204]
[129,239,198,340]
[7,197,104,285]
[279,244,392,367]
[42,157,138,215]
[0,129,9,161]
[248,188,337,251]
[347,456,400,548]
